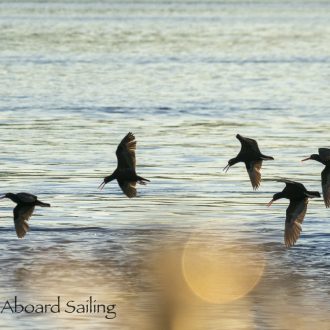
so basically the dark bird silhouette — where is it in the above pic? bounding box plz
[224,134,274,190]
[302,148,330,208]
[98,132,150,198]
[0,192,51,238]
[267,179,320,248]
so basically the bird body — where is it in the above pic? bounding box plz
[302,148,330,207]
[268,179,320,248]
[0,192,50,238]
[99,132,149,198]
[224,134,274,190]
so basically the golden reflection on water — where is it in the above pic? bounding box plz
[127,232,266,329]
[182,234,265,304]
[9,233,266,329]
[1,230,329,330]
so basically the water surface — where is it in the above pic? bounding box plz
[0,1,329,329]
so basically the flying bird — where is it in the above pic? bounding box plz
[99,132,150,198]
[302,148,330,208]
[267,179,320,248]
[224,134,274,190]
[0,192,51,238]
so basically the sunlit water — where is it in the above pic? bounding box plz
[0,1,329,329]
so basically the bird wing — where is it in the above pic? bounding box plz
[16,192,37,203]
[245,160,262,190]
[276,178,306,191]
[116,132,136,170]
[284,198,308,248]
[118,180,137,198]
[321,166,330,208]
[237,135,261,154]
[319,148,330,162]
[13,204,35,238]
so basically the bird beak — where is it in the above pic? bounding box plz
[267,199,274,207]
[223,164,230,173]
[98,181,106,190]
[301,157,311,162]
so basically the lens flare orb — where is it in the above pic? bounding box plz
[182,235,265,304]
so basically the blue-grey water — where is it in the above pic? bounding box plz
[0,1,330,329]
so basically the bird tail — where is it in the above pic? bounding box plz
[306,191,321,198]
[36,200,51,207]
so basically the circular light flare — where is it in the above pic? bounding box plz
[182,235,265,304]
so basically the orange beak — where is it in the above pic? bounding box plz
[301,157,311,162]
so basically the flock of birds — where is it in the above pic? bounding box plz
[1,132,329,248]
[223,134,328,248]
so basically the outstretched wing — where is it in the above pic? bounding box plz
[16,192,37,204]
[319,148,330,163]
[13,205,35,238]
[236,134,261,154]
[245,160,262,190]
[117,180,137,198]
[276,178,306,192]
[284,198,308,248]
[321,166,330,208]
[116,132,136,170]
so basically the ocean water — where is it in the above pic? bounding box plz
[0,1,329,329]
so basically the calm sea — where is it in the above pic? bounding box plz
[0,1,329,329]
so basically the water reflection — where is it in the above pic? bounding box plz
[0,0,330,329]
[0,229,328,329]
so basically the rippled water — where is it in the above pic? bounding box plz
[0,1,330,329]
